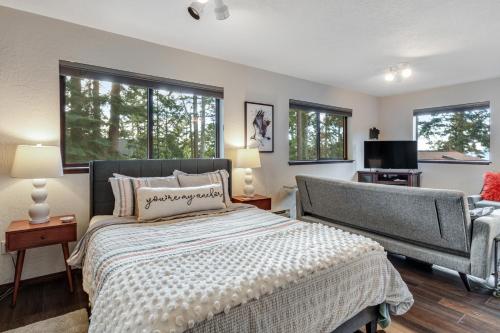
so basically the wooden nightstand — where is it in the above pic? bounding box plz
[232,194,272,210]
[5,215,77,306]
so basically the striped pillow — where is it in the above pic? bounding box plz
[109,174,180,217]
[109,177,134,217]
[173,169,231,207]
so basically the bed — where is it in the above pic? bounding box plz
[68,159,413,333]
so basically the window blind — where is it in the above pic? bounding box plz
[59,60,224,99]
[289,99,352,117]
[413,101,489,116]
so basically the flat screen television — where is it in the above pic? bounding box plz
[364,141,418,169]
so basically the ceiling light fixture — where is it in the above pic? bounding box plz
[188,0,208,20]
[188,0,230,21]
[384,63,412,82]
[214,0,230,20]
[400,63,412,78]
[384,67,397,82]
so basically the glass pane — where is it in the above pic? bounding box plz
[288,108,318,160]
[152,90,217,159]
[319,113,344,159]
[416,108,490,161]
[64,77,148,164]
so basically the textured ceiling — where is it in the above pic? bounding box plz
[1,0,500,96]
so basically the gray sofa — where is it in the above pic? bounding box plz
[295,175,500,290]
[469,194,500,209]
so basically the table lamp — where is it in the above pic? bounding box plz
[235,148,261,197]
[11,144,63,224]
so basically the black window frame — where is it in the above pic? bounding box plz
[413,101,491,165]
[59,61,223,173]
[288,99,352,165]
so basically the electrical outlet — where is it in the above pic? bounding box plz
[0,240,6,255]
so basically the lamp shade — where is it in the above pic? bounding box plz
[235,148,261,169]
[11,145,63,179]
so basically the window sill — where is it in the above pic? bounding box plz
[418,160,491,165]
[64,166,89,174]
[288,160,354,166]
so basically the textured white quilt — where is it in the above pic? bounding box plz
[68,205,413,333]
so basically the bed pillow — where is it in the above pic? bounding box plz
[136,184,226,221]
[109,175,180,217]
[109,177,135,217]
[174,169,231,207]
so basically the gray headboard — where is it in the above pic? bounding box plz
[89,159,232,217]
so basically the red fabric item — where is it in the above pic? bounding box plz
[481,172,500,202]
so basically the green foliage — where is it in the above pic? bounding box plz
[319,113,344,159]
[417,109,490,158]
[64,77,217,164]
[289,108,345,161]
[152,91,216,159]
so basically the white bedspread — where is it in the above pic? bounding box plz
[68,205,413,333]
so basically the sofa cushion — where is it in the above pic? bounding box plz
[475,200,500,209]
[481,172,500,202]
[296,176,471,256]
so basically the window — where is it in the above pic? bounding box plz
[289,100,351,164]
[60,61,222,170]
[414,102,490,163]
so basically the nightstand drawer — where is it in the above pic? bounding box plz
[248,199,271,210]
[6,224,76,251]
[231,194,272,210]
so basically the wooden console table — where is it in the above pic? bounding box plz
[358,171,422,187]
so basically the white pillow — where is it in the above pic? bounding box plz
[173,169,231,207]
[109,174,179,217]
[136,184,226,221]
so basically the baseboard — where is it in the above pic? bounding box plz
[0,269,81,294]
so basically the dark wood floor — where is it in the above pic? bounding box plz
[381,255,500,333]
[0,256,499,332]
[0,271,88,332]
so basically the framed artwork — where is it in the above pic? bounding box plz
[245,102,274,153]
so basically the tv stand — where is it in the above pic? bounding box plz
[357,170,422,187]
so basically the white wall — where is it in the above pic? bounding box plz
[0,7,379,284]
[379,78,500,194]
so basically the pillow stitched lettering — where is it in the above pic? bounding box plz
[136,184,226,221]
[144,187,224,209]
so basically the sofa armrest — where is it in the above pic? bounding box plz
[470,215,500,279]
[296,190,304,220]
[468,195,482,209]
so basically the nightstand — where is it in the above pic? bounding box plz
[5,215,77,306]
[232,194,272,210]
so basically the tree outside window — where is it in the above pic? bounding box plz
[62,70,221,168]
[414,103,490,162]
[289,100,349,163]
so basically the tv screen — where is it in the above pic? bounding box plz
[364,141,418,169]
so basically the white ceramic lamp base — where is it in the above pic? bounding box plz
[29,178,50,224]
[243,168,255,197]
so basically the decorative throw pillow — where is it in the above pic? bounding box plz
[136,184,226,221]
[174,169,231,207]
[109,174,180,217]
[481,172,500,202]
[130,176,179,215]
[109,177,135,217]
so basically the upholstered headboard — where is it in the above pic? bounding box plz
[89,159,232,217]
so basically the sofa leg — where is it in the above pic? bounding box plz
[459,272,471,291]
[365,319,377,333]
